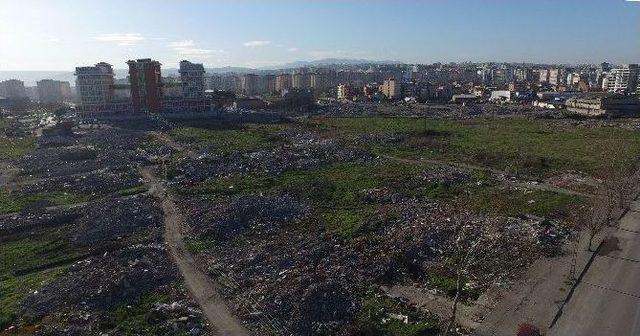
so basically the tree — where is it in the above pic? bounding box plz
[573,201,609,252]
[438,212,537,336]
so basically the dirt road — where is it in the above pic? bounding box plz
[141,166,249,336]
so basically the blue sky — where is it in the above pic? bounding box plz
[0,0,638,70]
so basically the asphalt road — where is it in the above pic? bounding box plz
[550,200,640,336]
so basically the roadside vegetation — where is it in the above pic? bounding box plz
[353,291,440,335]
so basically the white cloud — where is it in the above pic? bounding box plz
[48,37,61,43]
[92,33,145,46]
[169,40,196,48]
[169,40,223,58]
[287,47,299,52]
[243,40,271,47]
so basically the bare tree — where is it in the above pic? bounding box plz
[573,201,609,252]
[438,212,537,336]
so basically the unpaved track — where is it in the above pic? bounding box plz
[141,166,249,336]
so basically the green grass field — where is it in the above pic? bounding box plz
[181,159,580,239]
[0,137,36,160]
[0,191,91,215]
[171,117,629,239]
[0,231,86,329]
[354,291,440,335]
[303,117,640,178]
[170,125,284,154]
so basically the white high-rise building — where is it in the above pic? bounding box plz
[604,64,639,94]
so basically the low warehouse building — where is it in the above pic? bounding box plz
[565,94,640,117]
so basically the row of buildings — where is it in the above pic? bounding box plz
[74,59,209,114]
[0,78,72,106]
[2,61,638,114]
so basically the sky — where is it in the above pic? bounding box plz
[0,0,639,71]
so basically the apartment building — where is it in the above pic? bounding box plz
[127,58,162,113]
[0,79,27,98]
[179,60,205,99]
[240,74,259,96]
[36,79,67,104]
[604,64,639,94]
[75,62,115,111]
[380,78,400,99]
[275,74,292,92]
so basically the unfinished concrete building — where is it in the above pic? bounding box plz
[565,93,640,117]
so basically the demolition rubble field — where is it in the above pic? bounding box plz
[3,107,640,335]
[162,114,640,335]
[0,114,209,335]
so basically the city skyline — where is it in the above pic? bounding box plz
[1,0,639,71]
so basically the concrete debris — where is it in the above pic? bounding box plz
[73,195,163,245]
[20,244,176,316]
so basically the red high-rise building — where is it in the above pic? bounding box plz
[127,58,162,113]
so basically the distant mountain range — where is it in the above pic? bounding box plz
[0,58,403,86]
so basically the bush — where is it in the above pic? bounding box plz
[517,323,541,336]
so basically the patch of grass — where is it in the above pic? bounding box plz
[463,185,582,218]
[0,236,84,275]
[182,161,421,238]
[116,185,148,197]
[184,238,215,254]
[107,291,171,336]
[184,157,580,236]
[0,136,36,160]
[353,291,440,336]
[0,233,79,329]
[0,191,90,214]
[170,126,279,154]
[0,269,64,330]
[322,207,374,239]
[426,273,480,301]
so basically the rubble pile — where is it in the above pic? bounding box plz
[37,133,78,148]
[21,244,176,316]
[172,131,374,182]
[182,192,558,334]
[318,102,554,119]
[147,300,208,335]
[0,207,80,237]
[18,127,147,179]
[355,132,407,145]
[18,244,208,335]
[73,195,162,245]
[187,194,310,240]
[21,168,143,196]
[18,146,138,178]
[417,166,471,185]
